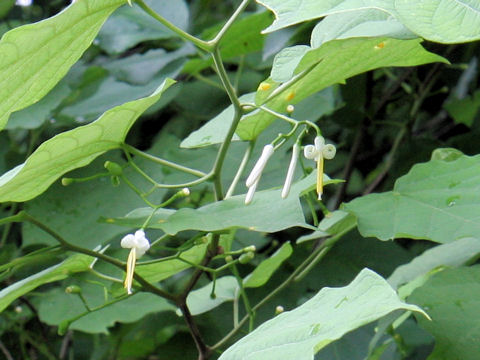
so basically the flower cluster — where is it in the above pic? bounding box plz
[244,136,336,204]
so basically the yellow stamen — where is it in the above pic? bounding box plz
[124,248,136,294]
[316,156,324,200]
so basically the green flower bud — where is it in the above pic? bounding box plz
[104,161,123,176]
[239,252,255,264]
[65,285,82,294]
[61,178,74,186]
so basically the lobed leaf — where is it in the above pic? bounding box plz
[0,0,126,131]
[219,268,427,360]
[0,79,175,203]
[344,154,480,243]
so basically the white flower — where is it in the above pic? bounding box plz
[303,136,336,200]
[121,229,150,258]
[246,144,274,188]
[245,144,274,205]
[281,143,300,199]
[121,230,150,294]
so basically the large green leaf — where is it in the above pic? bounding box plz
[409,266,480,360]
[0,254,92,313]
[219,268,427,360]
[38,285,175,334]
[344,154,480,243]
[310,9,416,48]
[108,173,327,235]
[0,79,175,203]
[394,0,480,44]
[0,0,125,131]
[257,0,480,43]
[388,237,480,290]
[235,37,444,140]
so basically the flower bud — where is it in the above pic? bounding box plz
[65,285,82,294]
[181,187,190,196]
[286,104,294,113]
[245,179,258,205]
[225,255,234,263]
[282,143,300,199]
[275,305,284,315]
[246,144,274,188]
[243,245,256,253]
[239,252,255,264]
[61,177,74,186]
[104,161,123,176]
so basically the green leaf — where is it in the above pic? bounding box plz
[0,0,125,131]
[182,276,238,316]
[111,173,322,235]
[38,286,175,334]
[6,80,71,130]
[310,9,416,48]
[0,254,92,313]
[219,268,427,360]
[183,12,272,74]
[97,0,189,54]
[0,79,175,203]
[409,266,480,360]
[236,37,445,140]
[344,154,480,243]
[394,0,480,44]
[388,237,480,290]
[136,244,207,283]
[258,0,480,43]
[244,242,292,288]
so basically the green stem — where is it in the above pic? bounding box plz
[0,203,18,247]
[231,263,255,331]
[14,212,176,302]
[225,141,255,198]
[209,0,252,47]
[123,144,207,178]
[211,48,244,200]
[135,0,211,51]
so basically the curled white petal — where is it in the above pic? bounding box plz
[314,136,325,149]
[121,234,136,249]
[245,179,259,205]
[282,144,300,199]
[322,144,336,160]
[246,144,274,188]
[303,144,318,160]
